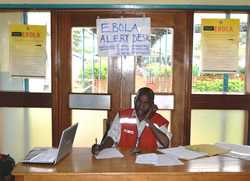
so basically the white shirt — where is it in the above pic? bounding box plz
[107,111,172,147]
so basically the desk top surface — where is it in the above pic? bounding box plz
[12,148,250,176]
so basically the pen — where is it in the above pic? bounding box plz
[95,138,97,144]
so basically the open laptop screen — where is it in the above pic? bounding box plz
[55,123,78,164]
[22,123,78,164]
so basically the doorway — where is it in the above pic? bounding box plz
[52,10,193,147]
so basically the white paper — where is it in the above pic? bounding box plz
[154,154,184,166]
[135,153,184,166]
[216,142,250,154]
[223,152,250,160]
[10,43,47,77]
[95,148,124,159]
[97,18,151,56]
[216,142,250,160]
[135,153,158,165]
[158,146,208,160]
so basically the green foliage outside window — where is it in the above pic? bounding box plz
[192,65,245,92]
[192,78,244,92]
[146,63,172,77]
[79,63,107,80]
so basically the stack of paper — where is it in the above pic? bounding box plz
[186,144,230,156]
[216,142,250,160]
[135,153,184,166]
[158,146,208,160]
[95,148,124,159]
[223,152,250,160]
[216,142,250,153]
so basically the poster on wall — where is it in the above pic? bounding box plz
[97,17,151,56]
[201,19,240,73]
[9,24,47,78]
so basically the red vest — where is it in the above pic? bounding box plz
[117,108,169,151]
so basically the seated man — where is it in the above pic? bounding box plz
[92,87,172,154]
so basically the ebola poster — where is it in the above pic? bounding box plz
[201,19,240,73]
[9,24,47,77]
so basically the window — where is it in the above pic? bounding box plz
[192,13,247,94]
[135,28,173,93]
[0,12,51,92]
[0,12,52,162]
[191,110,245,144]
[72,27,108,93]
[191,13,248,145]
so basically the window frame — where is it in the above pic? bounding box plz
[190,11,250,145]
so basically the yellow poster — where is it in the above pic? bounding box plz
[9,24,47,77]
[201,19,240,73]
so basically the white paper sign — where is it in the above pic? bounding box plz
[97,18,151,56]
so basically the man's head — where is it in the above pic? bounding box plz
[134,87,155,121]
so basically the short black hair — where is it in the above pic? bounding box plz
[136,87,155,102]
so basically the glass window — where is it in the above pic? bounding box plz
[0,108,52,162]
[72,110,107,147]
[191,110,245,144]
[135,28,173,93]
[72,27,108,93]
[27,12,51,92]
[134,28,173,136]
[157,110,172,133]
[0,12,23,91]
[0,12,51,92]
[192,13,247,94]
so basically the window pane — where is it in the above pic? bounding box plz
[192,13,246,94]
[27,12,51,92]
[0,12,51,92]
[191,110,245,144]
[231,14,247,91]
[0,108,52,162]
[72,110,107,147]
[72,27,108,93]
[0,12,24,91]
[135,28,173,93]
[157,110,172,134]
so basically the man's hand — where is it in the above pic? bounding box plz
[143,104,170,148]
[144,104,158,125]
[91,136,115,155]
[91,144,103,155]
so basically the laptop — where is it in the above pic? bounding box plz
[22,123,78,164]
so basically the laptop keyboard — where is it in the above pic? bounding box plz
[25,149,45,160]
[25,148,58,162]
[35,150,57,162]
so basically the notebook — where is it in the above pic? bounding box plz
[22,123,78,164]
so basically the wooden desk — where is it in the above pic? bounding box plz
[13,148,250,181]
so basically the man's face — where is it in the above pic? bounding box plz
[135,94,153,120]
